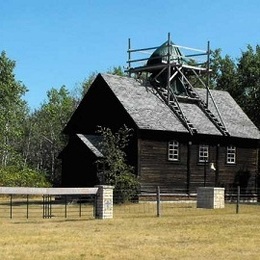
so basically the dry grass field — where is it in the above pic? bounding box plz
[0,202,259,260]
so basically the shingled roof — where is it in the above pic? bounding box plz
[100,73,260,140]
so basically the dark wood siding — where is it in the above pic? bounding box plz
[61,136,99,187]
[139,139,188,192]
[138,138,258,194]
[189,145,216,192]
[217,146,258,192]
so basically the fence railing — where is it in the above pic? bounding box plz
[0,186,114,220]
[0,194,96,219]
[114,186,259,217]
[0,186,258,220]
[0,187,98,219]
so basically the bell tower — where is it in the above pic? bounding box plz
[125,33,229,136]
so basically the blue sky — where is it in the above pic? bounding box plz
[1,0,260,110]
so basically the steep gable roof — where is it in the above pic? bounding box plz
[101,73,187,133]
[196,88,260,139]
[100,73,260,140]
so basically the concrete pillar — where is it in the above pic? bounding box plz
[95,185,114,219]
[197,187,225,209]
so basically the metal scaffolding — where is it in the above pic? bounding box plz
[125,33,229,136]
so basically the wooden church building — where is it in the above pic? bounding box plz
[59,35,260,196]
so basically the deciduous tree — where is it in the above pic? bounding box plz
[96,125,139,203]
[210,45,260,129]
[24,86,75,185]
[0,51,29,167]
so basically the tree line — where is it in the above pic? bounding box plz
[0,44,259,187]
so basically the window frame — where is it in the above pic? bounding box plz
[226,146,236,164]
[168,140,180,162]
[198,145,209,163]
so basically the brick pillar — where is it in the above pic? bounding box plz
[95,185,114,219]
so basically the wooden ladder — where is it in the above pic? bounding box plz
[187,88,229,136]
[156,86,197,135]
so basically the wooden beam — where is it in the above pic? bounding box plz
[0,187,98,195]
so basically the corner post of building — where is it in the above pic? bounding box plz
[215,144,220,185]
[187,141,192,195]
[95,185,114,219]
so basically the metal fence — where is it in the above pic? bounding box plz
[0,187,98,220]
[0,186,259,220]
[113,186,260,217]
[0,194,96,219]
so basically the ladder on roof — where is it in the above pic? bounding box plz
[154,84,197,135]
[126,33,229,137]
[187,87,230,136]
[178,68,230,136]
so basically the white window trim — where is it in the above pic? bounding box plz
[168,140,179,161]
[227,146,236,164]
[199,145,209,163]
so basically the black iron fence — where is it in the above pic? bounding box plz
[0,194,96,219]
[0,186,259,220]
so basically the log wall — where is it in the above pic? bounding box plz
[138,138,258,194]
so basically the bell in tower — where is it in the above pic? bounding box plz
[146,40,191,96]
